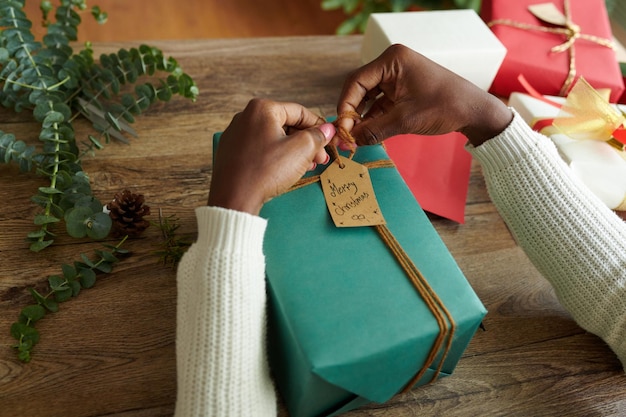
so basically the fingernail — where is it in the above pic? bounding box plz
[308,162,317,171]
[338,141,357,152]
[319,123,335,141]
[322,153,330,165]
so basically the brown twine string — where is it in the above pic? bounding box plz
[326,110,362,168]
[289,160,396,192]
[488,0,616,96]
[335,111,360,153]
[286,153,456,390]
[375,224,456,390]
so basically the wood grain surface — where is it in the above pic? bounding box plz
[0,36,624,417]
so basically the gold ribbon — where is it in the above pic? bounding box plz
[489,0,616,96]
[553,77,626,144]
[527,76,626,151]
[288,157,456,391]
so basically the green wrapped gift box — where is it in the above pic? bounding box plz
[213,134,486,417]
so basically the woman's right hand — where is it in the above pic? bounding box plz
[336,44,513,147]
[209,98,334,216]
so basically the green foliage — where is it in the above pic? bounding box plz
[64,196,111,239]
[0,0,199,251]
[0,131,37,171]
[322,0,613,33]
[605,0,617,13]
[321,0,476,34]
[152,209,192,267]
[11,236,129,362]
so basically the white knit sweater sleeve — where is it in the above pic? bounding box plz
[174,206,277,417]
[467,111,626,370]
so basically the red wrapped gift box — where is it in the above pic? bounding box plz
[385,132,472,224]
[481,0,624,102]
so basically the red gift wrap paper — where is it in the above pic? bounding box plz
[481,0,624,102]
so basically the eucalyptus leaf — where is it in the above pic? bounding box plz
[79,253,96,268]
[42,111,65,128]
[61,263,77,279]
[91,6,108,24]
[48,275,67,291]
[20,305,46,323]
[87,135,104,150]
[17,349,31,362]
[104,243,130,254]
[42,297,59,313]
[11,322,40,344]
[97,249,119,263]
[70,280,81,297]
[79,268,96,288]
[95,261,112,273]
[27,230,47,239]
[34,214,60,225]
[72,195,103,213]
[64,205,93,238]
[86,211,112,239]
[0,47,9,63]
[38,186,63,195]
[54,287,73,302]
[29,239,54,252]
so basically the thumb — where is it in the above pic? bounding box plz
[308,123,335,166]
[297,123,335,170]
[280,122,336,168]
[317,122,336,145]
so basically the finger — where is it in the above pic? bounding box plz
[338,69,385,113]
[312,123,335,164]
[288,122,335,170]
[277,102,325,131]
[351,112,405,146]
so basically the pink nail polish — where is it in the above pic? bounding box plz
[322,153,330,165]
[319,123,335,140]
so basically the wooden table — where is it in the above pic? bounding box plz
[0,36,624,417]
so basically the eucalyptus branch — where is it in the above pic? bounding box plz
[1,74,71,90]
[10,236,130,362]
[1,0,195,364]
[0,0,198,251]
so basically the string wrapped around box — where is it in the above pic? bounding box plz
[289,112,456,390]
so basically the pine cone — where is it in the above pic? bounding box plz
[107,189,151,238]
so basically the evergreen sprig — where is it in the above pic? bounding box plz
[153,208,192,267]
[0,0,199,251]
[10,236,129,362]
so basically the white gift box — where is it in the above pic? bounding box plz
[509,92,626,211]
[361,10,507,91]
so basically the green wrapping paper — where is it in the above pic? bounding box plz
[212,134,486,417]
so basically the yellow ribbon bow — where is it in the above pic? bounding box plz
[553,77,626,148]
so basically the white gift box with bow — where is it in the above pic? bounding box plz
[361,10,507,91]
[509,88,626,211]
